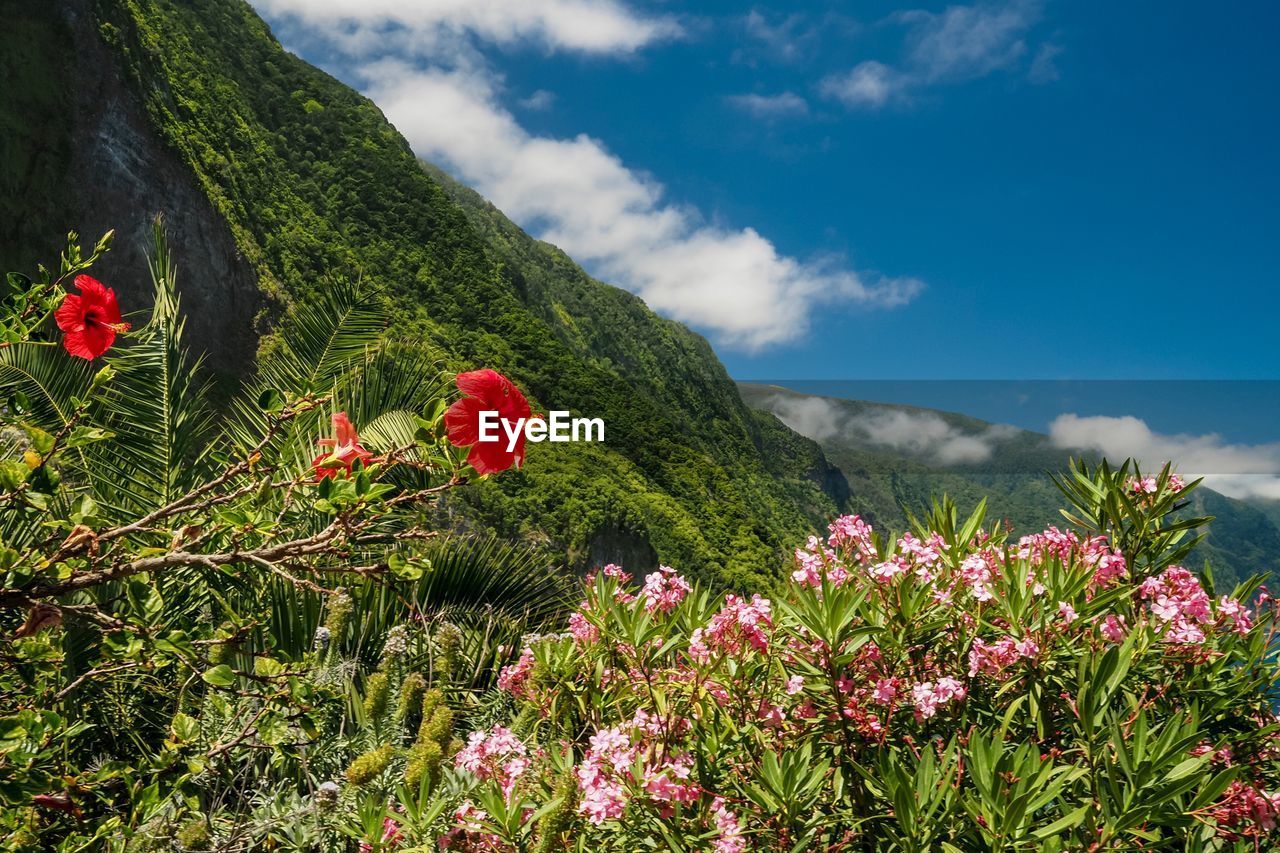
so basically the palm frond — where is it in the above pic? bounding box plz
[0,342,96,438]
[225,283,389,469]
[91,221,218,510]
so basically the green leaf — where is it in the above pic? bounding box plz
[201,665,236,687]
[171,712,200,743]
[257,388,284,412]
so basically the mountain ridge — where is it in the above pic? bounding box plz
[1,0,848,587]
[740,382,1280,589]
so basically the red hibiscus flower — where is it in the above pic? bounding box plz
[311,412,374,480]
[444,369,532,475]
[54,275,129,360]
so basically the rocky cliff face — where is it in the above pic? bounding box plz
[2,0,261,376]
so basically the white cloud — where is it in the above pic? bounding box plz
[853,410,1002,465]
[763,395,1017,466]
[726,91,810,119]
[821,0,1045,109]
[518,89,557,110]
[768,396,844,442]
[1028,42,1063,84]
[819,61,904,109]
[251,0,680,55]
[1049,414,1280,501]
[360,62,921,348]
[250,0,922,348]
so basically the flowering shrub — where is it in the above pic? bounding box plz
[0,231,558,849]
[440,468,1279,850]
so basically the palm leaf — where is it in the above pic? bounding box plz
[91,221,218,511]
[225,282,389,471]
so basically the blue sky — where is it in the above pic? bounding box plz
[248,0,1280,496]
[253,0,1279,382]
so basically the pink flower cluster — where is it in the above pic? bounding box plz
[455,726,529,800]
[642,566,692,614]
[568,609,600,645]
[1139,566,1252,643]
[689,594,772,663]
[1208,781,1280,840]
[1099,613,1128,643]
[497,647,536,697]
[969,635,1040,678]
[797,514,1133,612]
[577,726,636,824]
[440,802,508,851]
[792,514,879,588]
[643,754,699,814]
[910,676,967,720]
[792,534,844,588]
[828,514,876,561]
[711,798,747,853]
[1128,474,1185,497]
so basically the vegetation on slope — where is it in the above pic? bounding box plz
[21,0,847,587]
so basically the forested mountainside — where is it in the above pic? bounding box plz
[740,383,1280,590]
[0,0,848,587]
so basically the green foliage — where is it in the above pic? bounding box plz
[0,236,568,849]
[70,0,844,587]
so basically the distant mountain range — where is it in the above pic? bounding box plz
[740,383,1280,590]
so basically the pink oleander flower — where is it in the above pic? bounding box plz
[497,647,535,698]
[642,566,692,614]
[785,675,805,695]
[644,755,699,806]
[1138,566,1242,645]
[1017,526,1079,566]
[969,636,1039,678]
[1217,595,1254,635]
[1208,781,1280,840]
[872,677,899,705]
[828,514,877,563]
[1058,601,1078,624]
[1128,476,1159,495]
[1093,551,1128,586]
[911,677,967,720]
[870,556,910,583]
[568,608,600,644]
[576,726,637,825]
[1100,614,1128,643]
[455,726,529,801]
[712,798,747,853]
[601,564,631,583]
[688,594,772,663]
[441,802,505,851]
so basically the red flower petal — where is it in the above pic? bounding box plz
[467,437,519,476]
[444,396,485,447]
[455,369,506,404]
[447,370,533,476]
[332,412,359,448]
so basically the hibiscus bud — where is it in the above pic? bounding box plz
[90,365,116,388]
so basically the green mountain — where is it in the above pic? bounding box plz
[740,383,1280,590]
[1,0,849,588]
